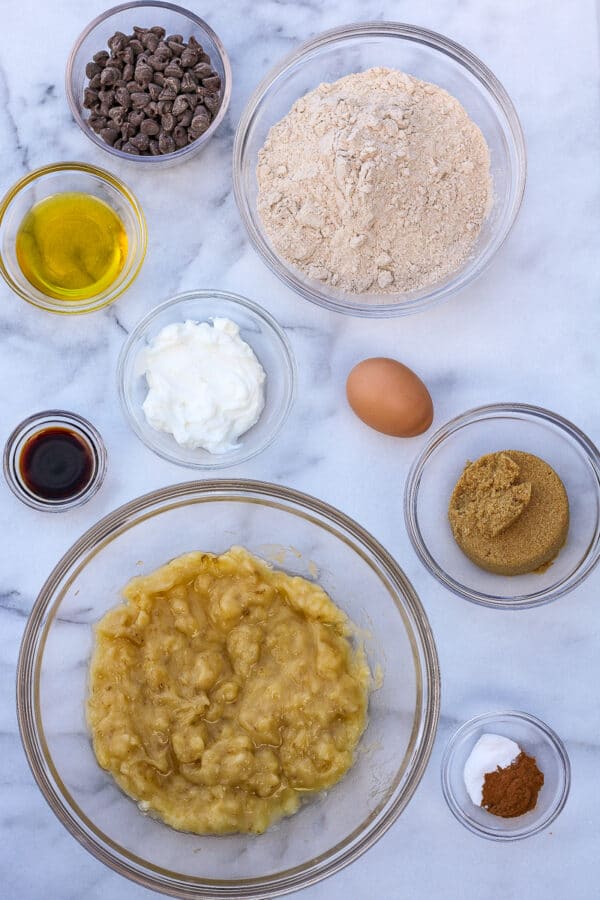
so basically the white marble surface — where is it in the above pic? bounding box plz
[1,0,599,897]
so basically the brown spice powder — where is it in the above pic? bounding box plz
[482,751,544,817]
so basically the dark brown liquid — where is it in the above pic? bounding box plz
[19,427,94,500]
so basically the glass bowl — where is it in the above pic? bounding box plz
[118,290,296,468]
[404,403,600,609]
[233,21,526,318]
[66,1,231,167]
[17,480,440,898]
[0,162,146,314]
[3,410,107,512]
[441,711,570,841]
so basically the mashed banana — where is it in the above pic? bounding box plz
[87,547,370,835]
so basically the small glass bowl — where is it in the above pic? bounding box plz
[118,290,296,468]
[0,162,147,314]
[66,1,231,167]
[404,403,600,609]
[233,22,526,318]
[441,711,570,841]
[3,410,107,512]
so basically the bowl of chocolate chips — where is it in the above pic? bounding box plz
[66,1,231,164]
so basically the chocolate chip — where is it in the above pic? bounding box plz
[115,86,131,108]
[135,62,153,85]
[190,110,210,135]
[173,123,188,147]
[89,73,102,90]
[181,72,197,93]
[130,132,150,151]
[108,106,127,126]
[148,138,161,155]
[128,109,145,127]
[193,62,213,79]
[130,91,151,109]
[158,132,175,154]
[204,92,220,114]
[92,50,109,66]
[121,122,136,140]
[178,109,193,126]
[140,118,160,136]
[83,88,99,109]
[122,141,141,155]
[143,32,159,52]
[108,32,128,54]
[171,95,189,116]
[85,62,101,79]
[147,82,161,101]
[180,48,199,68]
[160,112,174,132]
[164,60,184,78]
[202,75,221,93]
[100,126,120,146]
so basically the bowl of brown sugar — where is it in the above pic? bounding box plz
[404,403,600,609]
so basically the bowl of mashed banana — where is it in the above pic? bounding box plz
[18,480,439,898]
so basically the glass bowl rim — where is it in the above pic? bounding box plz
[3,408,108,511]
[0,161,147,314]
[116,289,298,469]
[404,402,600,610]
[17,478,441,897]
[440,709,571,841]
[232,20,527,319]
[65,0,232,166]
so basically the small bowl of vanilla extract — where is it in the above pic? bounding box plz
[4,410,107,511]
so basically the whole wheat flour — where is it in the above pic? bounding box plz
[257,67,492,295]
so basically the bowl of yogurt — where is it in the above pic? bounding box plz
[118,290,296,468]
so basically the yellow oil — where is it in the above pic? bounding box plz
[16,192,128,301]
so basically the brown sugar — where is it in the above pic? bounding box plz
[448,450,569,575]
[482,751,544,818]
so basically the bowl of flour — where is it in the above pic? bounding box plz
[233,22,526,318]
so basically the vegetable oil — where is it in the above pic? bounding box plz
[16,192,127,301]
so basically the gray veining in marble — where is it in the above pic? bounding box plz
[1,0,600,898]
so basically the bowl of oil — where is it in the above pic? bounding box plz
[0,162,147,314]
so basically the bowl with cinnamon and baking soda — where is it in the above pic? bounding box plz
[404,403,600,609]
[441,710,570,841]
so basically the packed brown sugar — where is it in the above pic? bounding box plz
[448,450,569,575]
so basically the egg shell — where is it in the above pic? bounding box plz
[346,357,433,437]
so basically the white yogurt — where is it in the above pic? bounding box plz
[463,733,521,806]
[139,318,266,453]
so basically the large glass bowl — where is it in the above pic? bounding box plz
[233,22,526,318]
[17,480,440,898]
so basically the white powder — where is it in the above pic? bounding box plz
[257,67,492,295]
[463,733,521,806]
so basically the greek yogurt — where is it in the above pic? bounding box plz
[139,318,266,453]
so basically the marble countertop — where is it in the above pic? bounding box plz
[2,0,599,898]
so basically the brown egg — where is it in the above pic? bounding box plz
[346,357,433,437]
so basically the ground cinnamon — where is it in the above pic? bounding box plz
[481,751,544,817]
